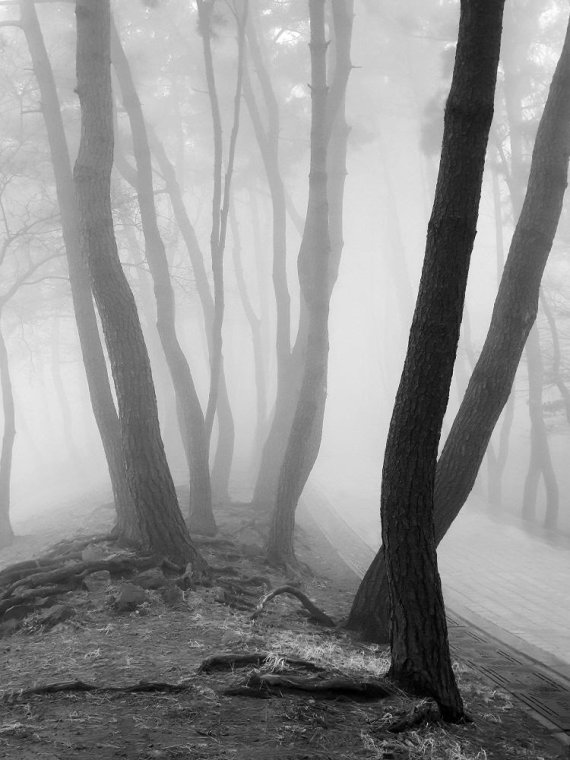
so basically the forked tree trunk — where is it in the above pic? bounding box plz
[73,0,206,569]
[0,324,15,549]
[20,0,136,541]
[346,15,570,645]
[111,24,215,536]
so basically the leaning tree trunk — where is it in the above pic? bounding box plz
[266,0,333,566]
[20,0,136,541]
[73,0,206,569]
[346,14,570,645]
[110,24,215,536]
[0,323,15,549]
[378,0,504,721]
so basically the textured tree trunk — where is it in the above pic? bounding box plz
[0,324,15,549]
[73,0,206,569]
[111,24,215,535]
[20,0,136,541]
[379,0,504,720]
[346,16,570,645]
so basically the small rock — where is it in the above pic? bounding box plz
[220,630,242,646]
[37,604,75,629]
[214,587,228,604]
[81,543,107,562]
[160,583,184,607]
[114,583,148,612]
[83,570,111,593]
[132,568,166,590]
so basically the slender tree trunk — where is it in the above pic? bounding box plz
[73,0,206,569]
[20,0,136,540]
[0,323,15,549]
[266,0,332,566]
[541,291,570,420]
[230,206,267,462]
[148,129,235,503]
[111,24,215,535]
[346,16,570,644]
[50,316,82,467]
[522,325,559,529]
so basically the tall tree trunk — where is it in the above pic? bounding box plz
[541,291,570,420]
[266,0,333,566]
[230,206,267,463]
[111,24,215,535]
[379,0,504,720]
[0,323,15,549]
[148,130,235,504]
[73,0,206,569]
[346,15,570,645]
[522,325,559,529]
[20,0,136,540]
[50,316,82,467]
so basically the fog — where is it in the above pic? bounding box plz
[1,0,570,580]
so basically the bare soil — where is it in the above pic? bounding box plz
[0,495,566,760]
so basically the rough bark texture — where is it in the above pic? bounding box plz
[0,324,15,548]
[347,13,570,647]
[73,0,206,569]
[266,0,332,566]
[20,0,136,541]
[379,0,504,721]
[110,23,215,536]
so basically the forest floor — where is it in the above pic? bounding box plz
[0,494,567,760]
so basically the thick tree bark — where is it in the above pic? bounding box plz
[379,0,504,721]
[19,0,136,541]
[347,14,570,646]
[0,324,15,549]
[73,0,206,569]
[110,24,216,536]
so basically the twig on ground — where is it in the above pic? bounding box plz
[251,585,336,627]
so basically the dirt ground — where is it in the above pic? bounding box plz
[0,495,566,760]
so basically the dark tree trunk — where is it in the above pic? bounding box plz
[0,324,15,549]
[266,0,333,566]
[20,0,136,541]
[110,24,215,536]
[346,16,570,646]
[379,0,504,721]
[73,0,206,569]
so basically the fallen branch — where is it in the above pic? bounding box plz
[251,585,335,627]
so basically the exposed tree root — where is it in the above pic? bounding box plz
[251,585,336,627]
[197,652,326,674]
[224,671,395,700]
[387,698,442,732]
[2,678,196,703]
